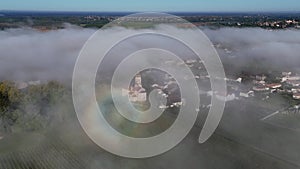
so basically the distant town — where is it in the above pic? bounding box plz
[0,11,300,30]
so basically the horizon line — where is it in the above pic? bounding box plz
[1,9,300,14]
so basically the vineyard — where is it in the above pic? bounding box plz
[0,133,86,169]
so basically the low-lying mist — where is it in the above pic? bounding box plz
[1,26,300,83]
[1,25,300,169]
[203,27,300,74]
[0,25,96,83]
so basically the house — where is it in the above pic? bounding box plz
[286,80,300,87]
[256,75,267,81]
[293,93,300,100]
[159,105,169,109]
[208,91,236,102]
[266,83,282,89]
[185,59,197,64]
[15,80,41,90]
[253,80,266,85]
[239,91,254,98]
[236,78,242,83]
[282,72,292,77]
[282,76,300,82]
[28,80,41,86]
[291,88,300,94]
[216,93,236,102]
[15,81,28,90]
[253,85,269,92]
[122,74,147,102]
[152,84,163,89]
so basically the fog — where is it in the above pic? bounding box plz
[1,25,300,168]
[203,28,300,74]
[1,26,300,83]
[0,25,96,83]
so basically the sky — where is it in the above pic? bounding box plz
[0,0,300,12]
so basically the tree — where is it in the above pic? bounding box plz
[0,81,22,133]
[0,80,70,133]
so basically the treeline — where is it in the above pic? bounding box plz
[0,81,72,134]
[0,16,110,30]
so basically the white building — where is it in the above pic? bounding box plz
[207,91,236,102]
[236,78,242,83]
[216,93,236,102]
[123,74,147,102]
[282,72,292,77]
[256,75,267,81]
[15,80,41,90]
[185,59,197,64]
[282,76,300,82]
[292,88,300,94]
[286,80,300,87]
[293,93,300,100]
[253,86,270,92]
[28,80,41,86]
[240,91,254,98]
[15,81,28,90]
[266,83,282,89]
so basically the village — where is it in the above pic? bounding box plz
[12,57,300,116]
[121,57,300,116]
